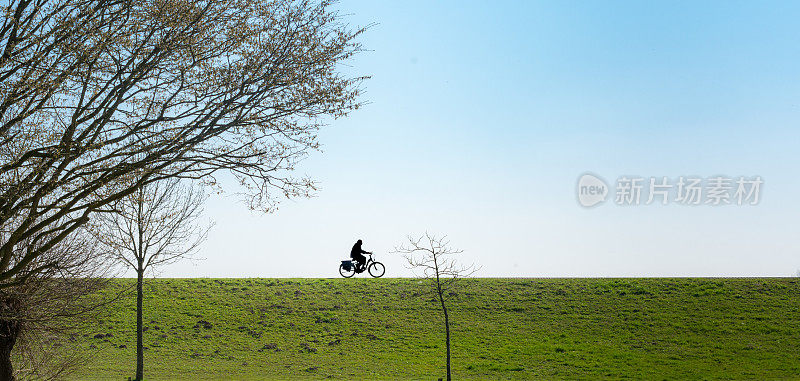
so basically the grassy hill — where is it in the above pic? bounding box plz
[65,278,800,380]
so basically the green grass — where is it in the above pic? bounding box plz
[66,278,800,380]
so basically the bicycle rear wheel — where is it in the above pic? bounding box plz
[368,261,385,278]
[339,263,355,278]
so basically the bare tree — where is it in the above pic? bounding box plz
[395,233,478,381]
[0,0,365,373]
[0,227,114,381]
[90,176,208,381]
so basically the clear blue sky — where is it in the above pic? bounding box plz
[163,1,800,278]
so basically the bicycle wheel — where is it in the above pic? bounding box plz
[339,263,355,278]
[368,261,385,278]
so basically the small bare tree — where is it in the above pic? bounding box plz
[90,176,209,381]
[395,233,478,381]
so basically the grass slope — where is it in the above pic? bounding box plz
[67,278,800,380]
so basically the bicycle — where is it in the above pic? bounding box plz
[339,253,385,278]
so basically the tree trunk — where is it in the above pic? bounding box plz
[135,268,144,381]
[438,290,451,381]
[0,318,19,381]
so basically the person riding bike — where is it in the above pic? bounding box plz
[350,239,372,272]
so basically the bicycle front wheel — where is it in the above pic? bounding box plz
[368,262,385,278]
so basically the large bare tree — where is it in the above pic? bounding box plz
[395,233,478,381]
[90,176,207,381]
[0,0,365,374]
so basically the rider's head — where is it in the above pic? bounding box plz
[356,239,362,245]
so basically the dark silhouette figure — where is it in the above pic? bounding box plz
[350,239,372,271]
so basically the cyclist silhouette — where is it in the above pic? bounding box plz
[350,239,372,271]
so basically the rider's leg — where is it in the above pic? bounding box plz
[353,254,366,271]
